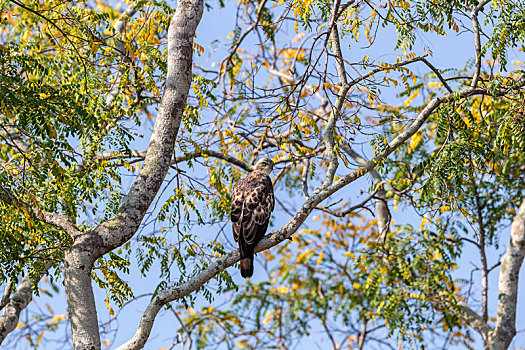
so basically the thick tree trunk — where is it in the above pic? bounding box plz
[489,201,525,350]
[64,232,104,349]
[63,0,204,348]
[64,249,100,350]
[451,200,525,350]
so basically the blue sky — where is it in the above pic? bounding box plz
[4,1,525,349]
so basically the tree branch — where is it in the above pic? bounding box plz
[420,57,453,93]
[94,0,204,254]
[76,149,254,173]
[218,0,268,82]
[320,0,347,187]
[470,0,491,88]
[115,76,522,350]
[0,186,82,238]
[106,1,143,107]
[0,279,14,311]
[0,262,52,344]
[63,1,205,348]
[456,301,493,344]
[489,200,525,350]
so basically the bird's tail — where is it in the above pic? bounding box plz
[240,255,254,278]
[238,227,254,278]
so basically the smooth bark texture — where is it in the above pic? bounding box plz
[64,234,104,349]
[450,200,525,349]
[490,201,525,350]
[0,280,32,343]
[94,0,204,254]
[0,263,50,343]
[457,301,493,343]
[64,0,204,348]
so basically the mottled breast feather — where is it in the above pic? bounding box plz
[231,169,274,278]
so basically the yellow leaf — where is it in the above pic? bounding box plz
[376,300,385,314]
[316,250,324,265]
[404,89,419,107]
[344,251,355,259]
[440,206,450,213]
[408,132,423,153]
[278,286,289,293]
[263,314,273,324]
[420,215,427,231]
[36,331,44,346]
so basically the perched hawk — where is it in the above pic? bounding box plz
[231,158,275,278]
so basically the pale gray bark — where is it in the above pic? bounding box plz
[0,193,79,346]
[93,0,204,253]
[470,0,491,88]
[64,0,204,349]
[0,278,14,310]
[1,0,523,349]
[320,0,345,187]
[490,201,525,350]
[64,235,104,349]
[456,301,493,343]
[0,278,32,343]
[446,201,525,349]
[0,262,51,343]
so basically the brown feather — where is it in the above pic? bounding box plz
[231,169,274,278]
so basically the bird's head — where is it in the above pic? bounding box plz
[254,157,274,175]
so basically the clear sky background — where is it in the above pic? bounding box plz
[5,0,525,349]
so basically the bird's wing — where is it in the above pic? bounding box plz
[241,174,274,245]
[231,172,274,245]
[231,178,245,243]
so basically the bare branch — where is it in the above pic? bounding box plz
[0,187,82,237]
[456,301,493,343]
[218,0,269,82]
[0,262,52,344]
[316,184,383,217]
[348,55,428,89]
[0,279,14,311]
[470,0,491,88]
[490,200,525,350]
[420,57,453,93]
[106,1,143,107]
[76,149,254,173]
[320,0,350,187]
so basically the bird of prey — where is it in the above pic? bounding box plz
[231,158,275,278]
